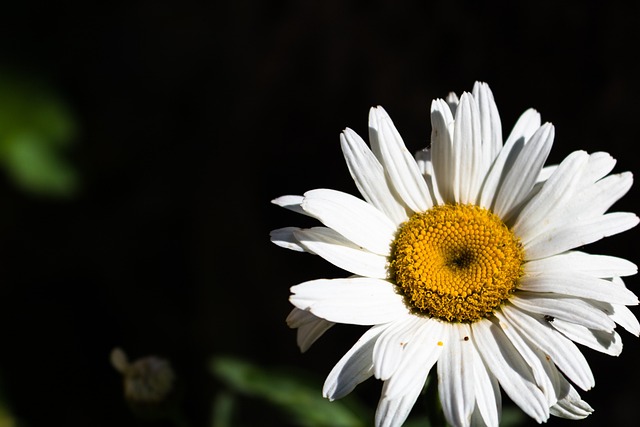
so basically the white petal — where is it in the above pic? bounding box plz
[514,151,625,244]
[519,170,634,246]
[469,341,501,427]
[500,305,595,391]
[479,108,541,209]
[415,148,444,205]
[524,212,639,260]
[472,81,502,167]
[290,277,409,325]
[286,308,335,352]
[608,303,640,336]
[452,92,484,205]
[446,91,460,113]
[524,251,637,278]
[512,150,589,241]
[269,227,307,252]
[375,378,425,427]
[518,271,639,306]
[340,128,408,225]
[551,318,622,356]
[581,151,616,184]
[368,107,432,212]
[323,325,384,400]
[294,227,388,279]
[373,315,423,380]
[430,98,455,204]
[565,172,634,218]
[472,319,550,423]
[375,319,445,427]
[494,309,562,406]
[382,319,445,399]
[493,123,554,220]
[550,381,593,420]
[586,277,640,335]
[438,323,475,427]
[510,292,616,332]
[504,108,542,147]
[271,194,306,214]
[301,188,396,256]
[537,165,557,183]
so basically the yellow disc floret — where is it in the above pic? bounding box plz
[389,204,524,323]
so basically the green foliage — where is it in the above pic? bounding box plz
[210,356,369,427]
[210,357,527,427]
[0,70,78,197]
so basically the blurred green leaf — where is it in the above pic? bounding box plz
[211,391,235,427]
[499,405,526,427]
[210,356,367,427]
[0,70,78,197]
[402,416,431,427]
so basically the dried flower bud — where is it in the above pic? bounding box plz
[110,347,179,420]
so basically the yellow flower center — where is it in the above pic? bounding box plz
[389,204,524,323]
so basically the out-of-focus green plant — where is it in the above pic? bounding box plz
[0,377,20,427]
[210,356,369,427]
[210,356,527,427]
[0,70,78,197]
[0,403,18,427]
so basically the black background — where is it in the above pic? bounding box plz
[1,1,639,426]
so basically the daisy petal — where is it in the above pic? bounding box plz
[551,318,622,356]
[512,150,589,241]
[608,303,640,336]
[430,98,455,203]
[373,315,423,380]
[452,92,483,204]
[510,292,616,332]
[376,320,445,427]
[446,91,460,113]
[382,319,445,399]
[494,309,561,406]
[375,379,425,427]
[368,106,432,212]
[561,172,634,219]
[472,319,549,423]
[479,108,541,209]
[500,305,595,391]
[472,81,502,168]
[493,123,554,220]
[471,345,501,427]
[582,151,616,181]
[518,271,639,306]
[524,212,639,260]
[550,382,593,420]
[504,108,542,147]
[520,170,634,246]
[525,251,637,278]
[438,323,475,427]
[301,188,396,255]
[270,227,307,252]
[323,325,384,400]
[286,308,335,353]
[340,128,408,225]
[294,227,388,279]
[415,148,444,205]
[290,278,409,325]
[271,195,306,214]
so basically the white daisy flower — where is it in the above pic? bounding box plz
[270,81,639,427]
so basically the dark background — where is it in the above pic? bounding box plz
[1,1,639,426]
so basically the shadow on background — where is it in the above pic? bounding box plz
[0,1,639,426]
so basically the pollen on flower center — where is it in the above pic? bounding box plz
[389,204,524,323]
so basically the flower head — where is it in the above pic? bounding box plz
[271,82,639,427]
